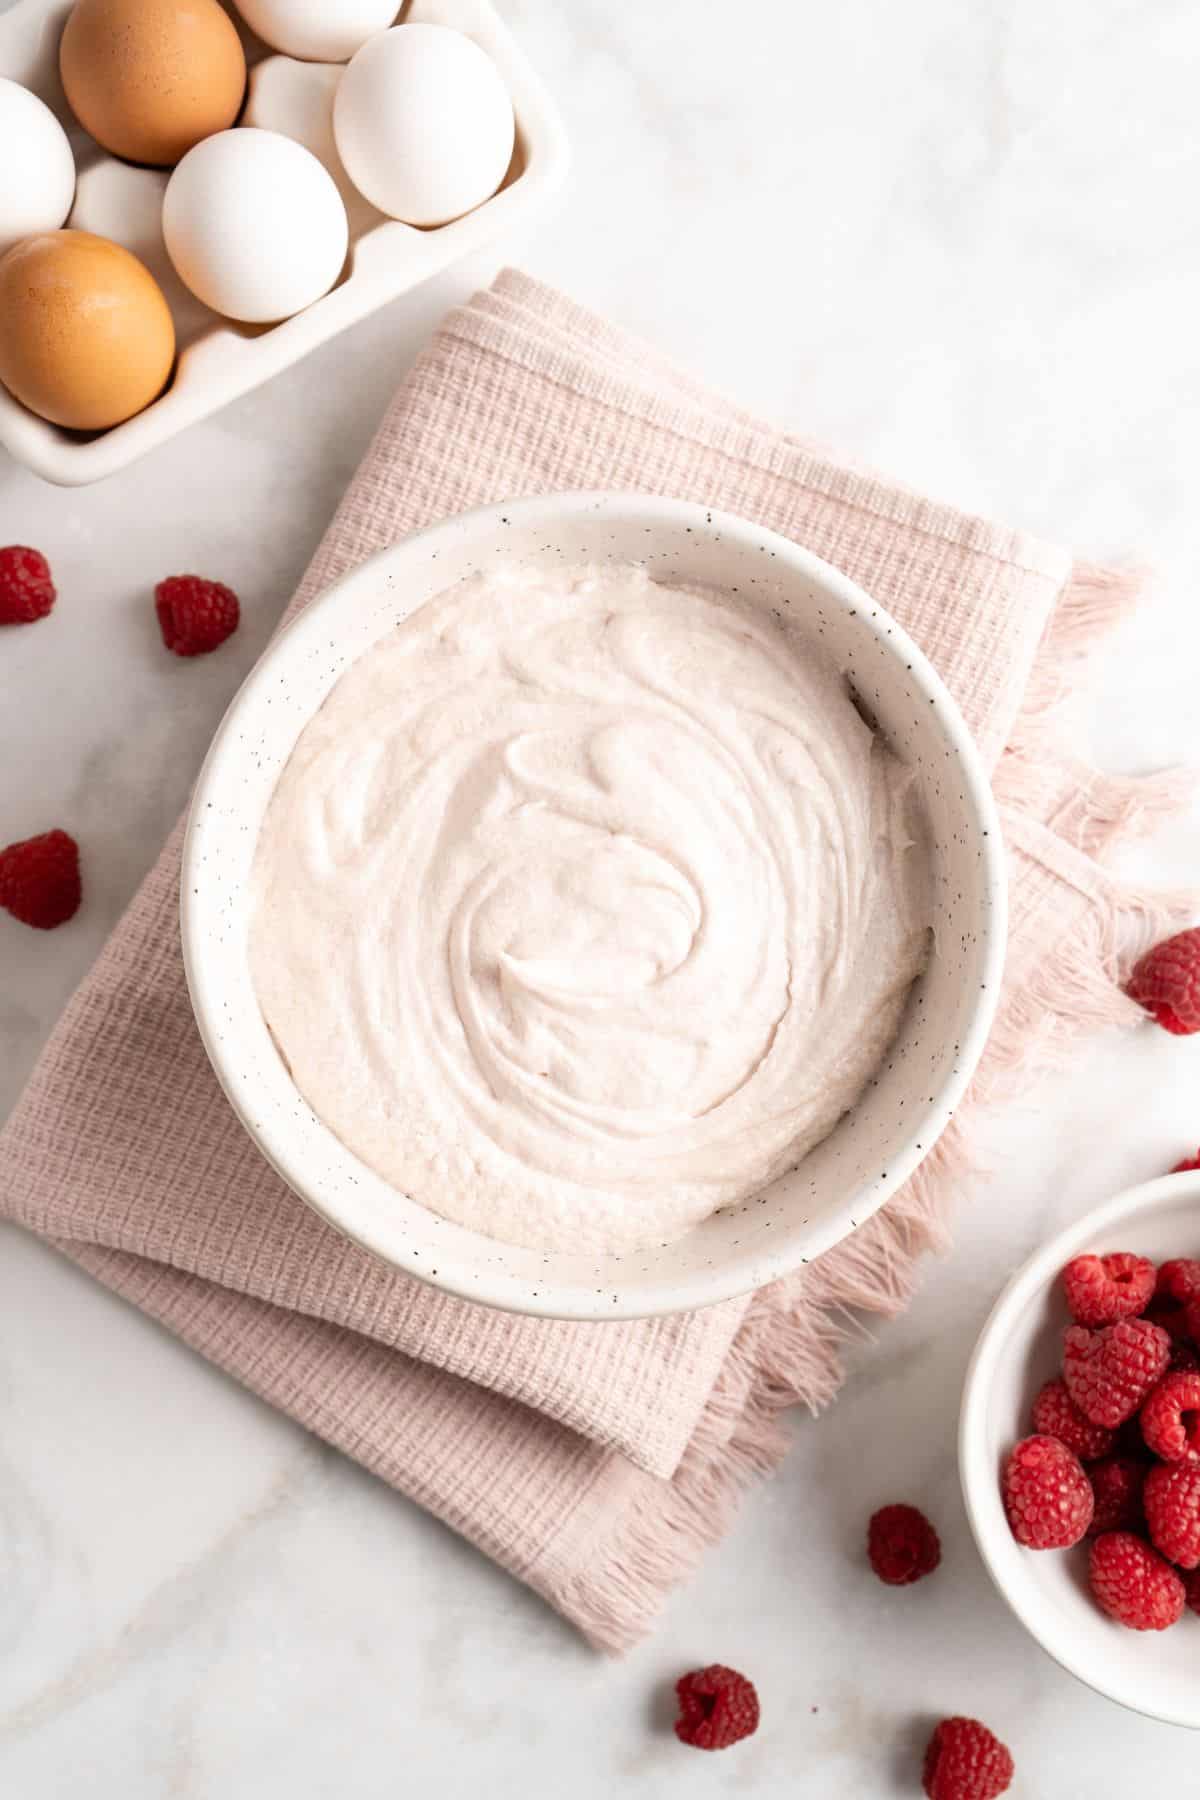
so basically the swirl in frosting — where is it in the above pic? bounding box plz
[249,563,931,1254]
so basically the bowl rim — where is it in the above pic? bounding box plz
[958,1171,1200,1731]
[181,489,1008,1320]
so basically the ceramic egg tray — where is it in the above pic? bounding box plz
[0,0,569,485]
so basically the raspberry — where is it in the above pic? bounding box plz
[673,1665,759,1751]
[0,545,55,624]
[1001,1435,1093,1549]
[1141,1371,1200,1463]
[1030,1378,1115,1462]
[1144,1462,1200,1569]
[867,1504,941,1585]
[1184,1568,1200,1617]
[1061,1252,1155,1326]
[1171,1151,1200,1174]
[1113,1412,1156,1460]
[1062,1318,1171,1427]
[1126,928,1200,1034]
[155,574,240,657]
[1088,1530,1185,1630]
[0,829,81,930]
[1086,1455,1146,1537]
[921,1717,1013,1800]
[1145,1298,1192,1343]
[1156,1258,1200,1305]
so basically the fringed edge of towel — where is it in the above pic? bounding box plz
[563,562,1197,1653]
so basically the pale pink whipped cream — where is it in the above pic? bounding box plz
[249,562,931,1255]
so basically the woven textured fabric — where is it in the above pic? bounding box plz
[1,272,1188,1651]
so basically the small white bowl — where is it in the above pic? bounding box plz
[181,492,1005,1320]
[960,1172,1200,1730]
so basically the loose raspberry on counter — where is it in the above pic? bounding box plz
[1001,1435,1093,1549]
[1061,1251,1155,1326]
[1141,1371,1200,1463]
[1062,1318,1171,1428]
[155,574,240,657]
[1172,1150,1200,1174]
[1086,1455,1146,1538]
[1126,928,1200,1035]
[921,1717,1014,1800]
[1144,1462,1200,1569]
[0,545,55,624]
[673,1665,759,1751]
[1030,1378,1115,1462]
[1088,1530,1185,1630]
[0,828,81,929]
[867,1503,941,1585]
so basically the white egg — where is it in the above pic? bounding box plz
[0,78,75,255]
[162,128,349,324]
[231,0,399,62]
[69,160,213,344]
[333,24,515,228]
[244,55,380,236]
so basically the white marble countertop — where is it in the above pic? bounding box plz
[4,0,1200,1792]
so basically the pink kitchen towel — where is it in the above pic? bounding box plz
[0,271,1189,1651]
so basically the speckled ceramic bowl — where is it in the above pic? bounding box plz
[181,492,1005,1320]
[960,1174,1200,1730]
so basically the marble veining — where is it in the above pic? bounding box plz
[3,0,1200,1791]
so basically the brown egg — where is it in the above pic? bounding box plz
[60,0,246,167]
[0,231,176,431]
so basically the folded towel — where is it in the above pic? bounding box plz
[1,271,1188,1651]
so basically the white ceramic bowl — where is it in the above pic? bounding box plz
[960,1172,1200,1729]
[181,492,1006,1320]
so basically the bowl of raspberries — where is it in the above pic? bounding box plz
[960,1169,1200,1728]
